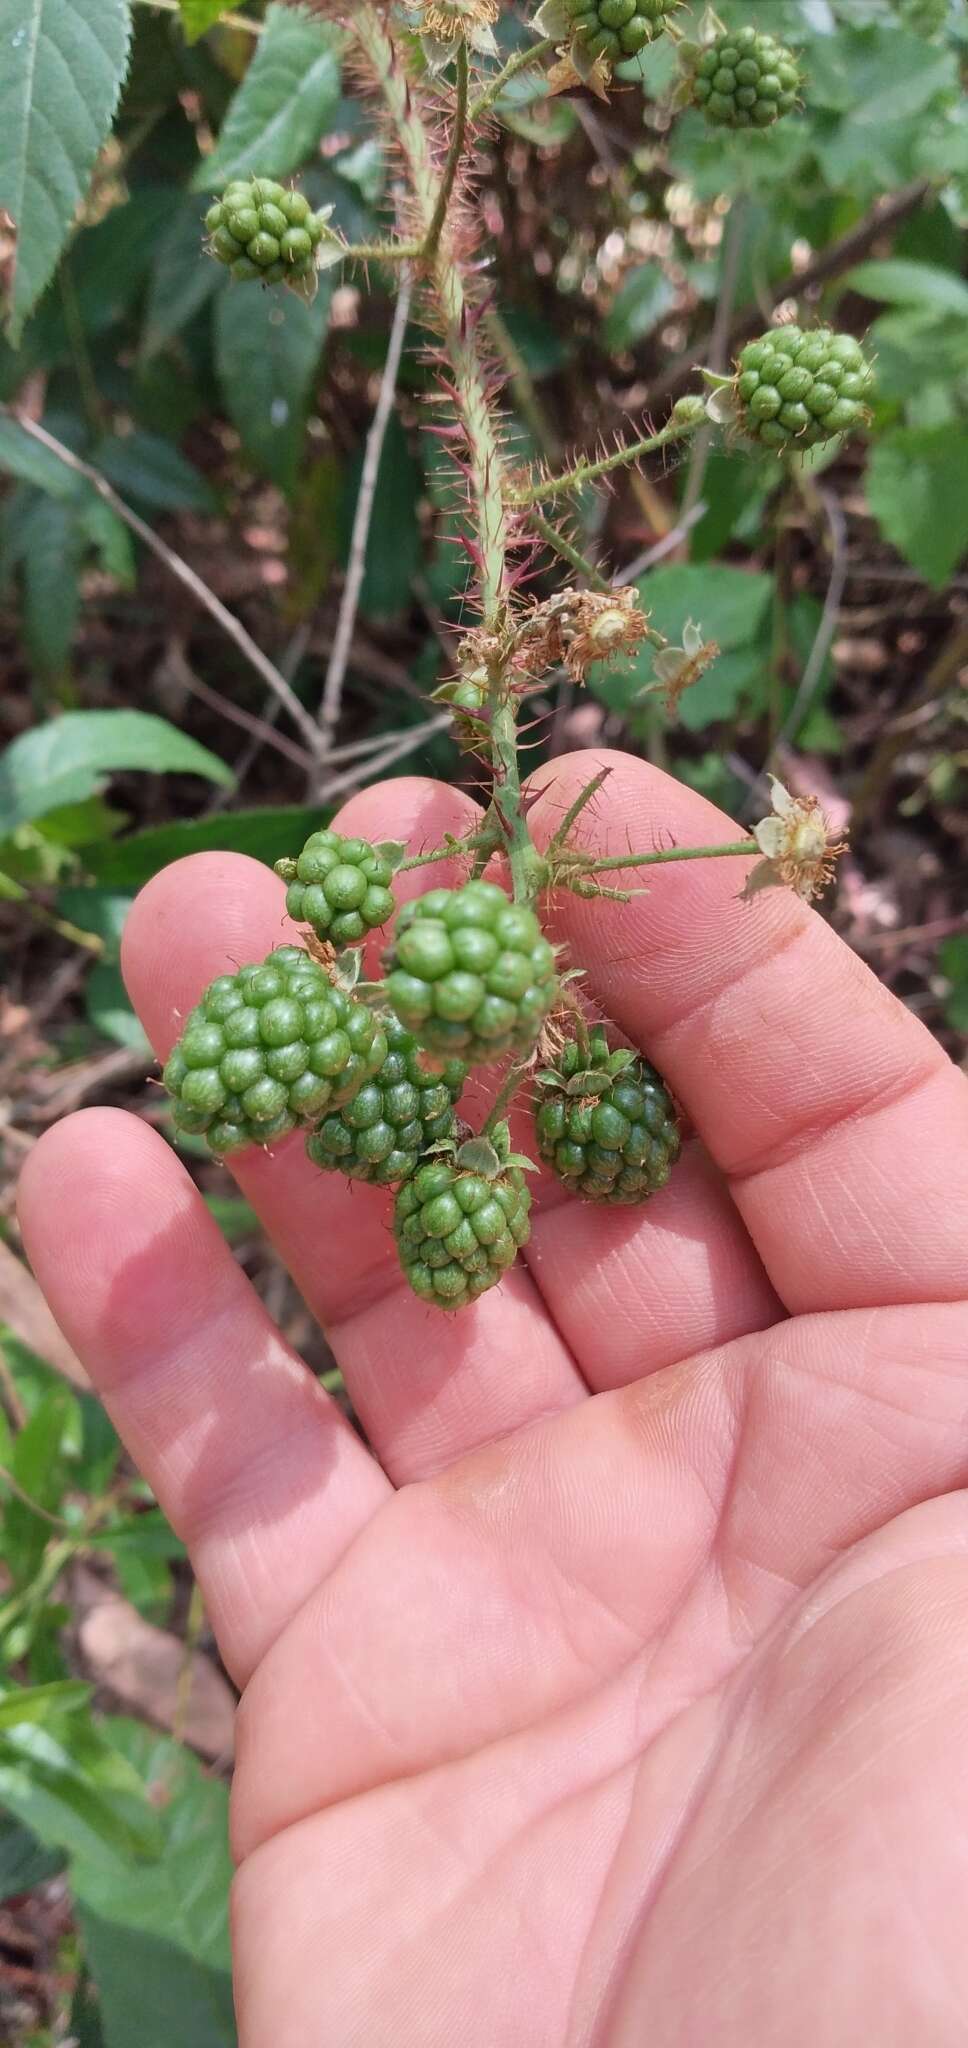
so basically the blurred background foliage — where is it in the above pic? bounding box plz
[0,0,966,2038]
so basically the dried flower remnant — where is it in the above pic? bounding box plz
[747,776,847,903]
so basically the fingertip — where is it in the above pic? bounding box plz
[121,852,293,1058]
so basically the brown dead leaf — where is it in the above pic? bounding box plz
[0,1241,90,1389]
[74,1568,236,1762]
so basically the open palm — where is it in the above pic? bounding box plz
[20,752,968,2047]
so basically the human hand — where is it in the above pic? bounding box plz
[19,751,968,2047]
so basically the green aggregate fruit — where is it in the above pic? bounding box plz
[204,177,333,287]
[562,0,681,62]
[690,26,800,128]
[306,1015,466,1186]
[394,1125,532,1309]
[733,327,874,450]
[162,946,387,1157]
[534,1026,680,1203]
[275,831,396,946]
[383,880,557,1064]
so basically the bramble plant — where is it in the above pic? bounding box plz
[144,0,869,1310]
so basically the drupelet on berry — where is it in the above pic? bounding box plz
[561,0,680,61]
[204,177,335,288]
[394,1124,532,1309]
[690,26,801,128]
[383,880,557,1064]
[275,831,396,947]
[733,327,874,450]
[162,946,387,1157]
[306,1015,465,1186]
[534,1026,680,1204]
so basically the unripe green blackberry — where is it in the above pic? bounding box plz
[394,1124,532,1310]
[204,178,335,288]
[383,880,557,1064]
[534,1026,680,1203]
[561,0,681,63]
[733,327,874,450]
[306,1016,466,1186]
[690,26,800,128]
[162,946,387,1157]
[274,832,396,947]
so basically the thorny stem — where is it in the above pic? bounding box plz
[489,694,546,906]
[482,1057,532,1136]
[572,839,757,878]
[423,42,470,264]
[354,7,510,622]
[341,239,423,265]
[528,511,612,592]
[470,37,557,121]
[398,827,498,875]
[545,768,612,858]
[508,418,699,510]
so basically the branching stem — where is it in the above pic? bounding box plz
[528,512,612,592]
[509,419,698,509]
[423,42,469,263]
[571,839,757,878]
[470,37,556,121]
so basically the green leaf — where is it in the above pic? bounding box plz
[19,493,84,678]
[2,1387,75,1586]
[95,430,217,515]
[56,886,132,954]
[865,424,968,587]
[939,933,968,1035]
[341,411,422,620]
[85,803,331,889]
[0,1718,162,1865]
[85,961,152,1052]
[78,496,137,587]
[214,274,332,494]
[0,1810,65,1901]
[589,564,773,725]
[0,1682,92,1730]
[141,196,225,360]
[0,0,133,341]
[603,267,677,354]
[179,0,237,40]
[0,415,78,496]
[0,711,234,836]
[193,4,343,189]
[71,1719,235,2048]
[846,258,968,317]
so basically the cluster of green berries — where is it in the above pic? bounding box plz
[307,1016,465,1187]
[562,0,681,63]
[160,829,687,1308]
[162,947,387,1157]
[690,26,800,129]
[204,177,333,286]
[275,831,396,947]
[733,327,874,451]
[394,1127,532,1311]
[384,881,558,1065]
[535,1028,680,1204]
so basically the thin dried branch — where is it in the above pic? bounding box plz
[3,410,325,760]
[317,269,415,762]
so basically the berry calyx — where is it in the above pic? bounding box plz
[204,178,336,290]
[306,1015,466,1186]
[274,831,397,946]
[731,327,874,450]
[394,1122,533,1309]
[162,946,387,1156]
[689,26,801,129]
[560,0,682,62]
[534,1025,680,1203]
[383,880,558,1064]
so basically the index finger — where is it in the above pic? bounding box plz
[527,750,968,1314]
